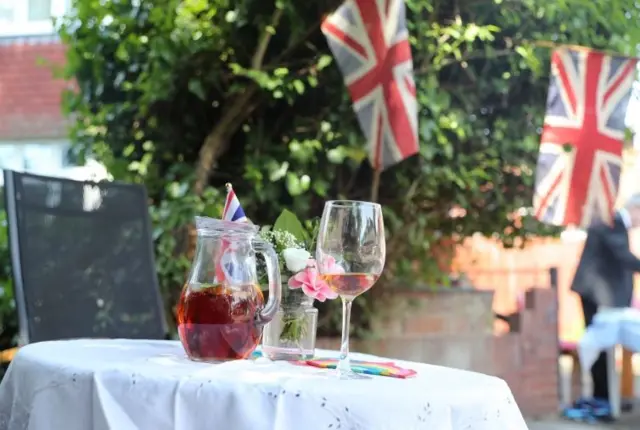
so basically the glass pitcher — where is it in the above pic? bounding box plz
[177,217,281,361]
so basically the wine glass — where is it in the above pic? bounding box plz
[316,200,385,379]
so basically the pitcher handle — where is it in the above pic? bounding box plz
[252,238,282,325]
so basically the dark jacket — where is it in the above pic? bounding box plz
[571,212,640,308]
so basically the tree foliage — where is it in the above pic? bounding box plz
[0,207,16,356]
[53,0,640,336]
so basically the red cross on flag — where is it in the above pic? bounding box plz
[534,46,638,227]
[321,0,419,171]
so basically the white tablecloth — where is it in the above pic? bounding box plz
[0,339,527,430]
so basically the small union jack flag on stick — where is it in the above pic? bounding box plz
[534,46,638,228]
[321,0,419,172]
[216,183,249,282]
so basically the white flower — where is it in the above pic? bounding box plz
[259,229,302,251]
[273,231,301,249]
[282,248,311,273]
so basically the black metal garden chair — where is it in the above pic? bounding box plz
[0,170,167,363]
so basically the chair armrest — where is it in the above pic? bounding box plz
[0,347,18,363]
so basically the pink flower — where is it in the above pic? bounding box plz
[288,260,338,302]
[319,255,345,275]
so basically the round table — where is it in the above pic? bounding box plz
[0,339,527,430]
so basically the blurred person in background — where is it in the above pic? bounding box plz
[569,194,640,420]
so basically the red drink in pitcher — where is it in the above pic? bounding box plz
[177,283,264,361]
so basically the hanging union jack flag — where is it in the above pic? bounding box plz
[534,46,638,228]
[322,0,418,171]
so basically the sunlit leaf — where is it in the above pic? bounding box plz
[273,209,307,243]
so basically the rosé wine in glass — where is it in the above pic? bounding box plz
[316,200,385,379]
[321,273,380,301]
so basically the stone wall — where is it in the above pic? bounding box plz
[317,287,559,418]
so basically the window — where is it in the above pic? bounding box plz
[0,140,71,185]
[0,0,68,37]
[0,141,112,186]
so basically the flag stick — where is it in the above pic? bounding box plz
[370,169,381,202]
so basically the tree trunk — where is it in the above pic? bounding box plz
[193,88,257,195]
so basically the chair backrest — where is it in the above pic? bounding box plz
[3,170,167,344]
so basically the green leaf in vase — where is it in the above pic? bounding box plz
[273,209,307,244]
[279,313,307,343]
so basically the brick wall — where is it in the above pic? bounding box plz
[506,288,560,417]
[451,148,640,347]
[452,231,640,347]
[452,235,583,345]
[318,288,559,418]
[0,36,69,140]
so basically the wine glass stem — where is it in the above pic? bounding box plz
[338,297,353,374]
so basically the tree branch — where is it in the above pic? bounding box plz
[252,7,284,70]
[193,88,258,195]
[193,4,291,195]
[193,7,339,195]
[268,21,323,67]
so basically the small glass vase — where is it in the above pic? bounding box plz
[262,287,317,360]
